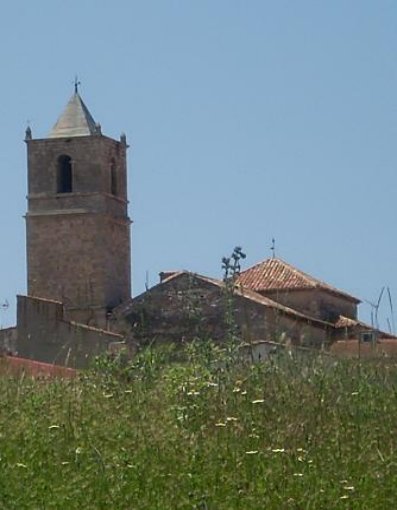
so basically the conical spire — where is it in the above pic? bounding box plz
[48,92,98,138]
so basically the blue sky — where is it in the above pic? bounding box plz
[0,1,396,329]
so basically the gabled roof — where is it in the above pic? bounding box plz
[48,92,98,138]
[334,315,397,339]
[237,257,360,303]
[115,270,332,328]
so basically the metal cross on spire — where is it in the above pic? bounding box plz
[74,75,81,94]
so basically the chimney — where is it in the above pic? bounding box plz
[159,271,178,283]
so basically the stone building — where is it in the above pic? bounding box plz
[111,270,331,349]
[25,89,131,328]
[1,89,396,366]
[236,257,359,323]
[0,88,130,367]
[111,257,396,356]
[236,257,397,347]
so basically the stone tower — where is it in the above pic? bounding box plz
[25,89,131,327]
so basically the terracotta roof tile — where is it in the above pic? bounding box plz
[237,258,360,303]
[334,315,360,328]
[334,315,397,339]
[1,356,77,378]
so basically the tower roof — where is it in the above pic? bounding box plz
[48,92,98,138]
[237,257,360,303]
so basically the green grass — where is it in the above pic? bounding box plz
[0,345,397,509]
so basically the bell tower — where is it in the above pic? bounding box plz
[25,88,131,327]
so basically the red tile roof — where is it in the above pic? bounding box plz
[334,315,360,328]
[334,315,397,339]
[237,258,360,303]
[0,356,77,378]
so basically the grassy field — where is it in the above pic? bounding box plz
[0,344,396,509]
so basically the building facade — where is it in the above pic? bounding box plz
[25,90,131,327]
[112,271,331,349]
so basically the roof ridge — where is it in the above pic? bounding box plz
[238,257,360,302]
[128,269,331,327]
[239,257,316,290]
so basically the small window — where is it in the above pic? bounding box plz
[110,159,117,196]
[360,331,376,343]
[57,155,72,193]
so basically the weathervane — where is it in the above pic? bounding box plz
[270,238,276,258]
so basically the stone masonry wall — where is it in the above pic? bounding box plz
[262,288,357,322]
[25,134,131,325]
[27,135,127,200]
[0,327,17,354]
[16,295,123,368]
[27,213,130,312]
[120,274,328,348]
